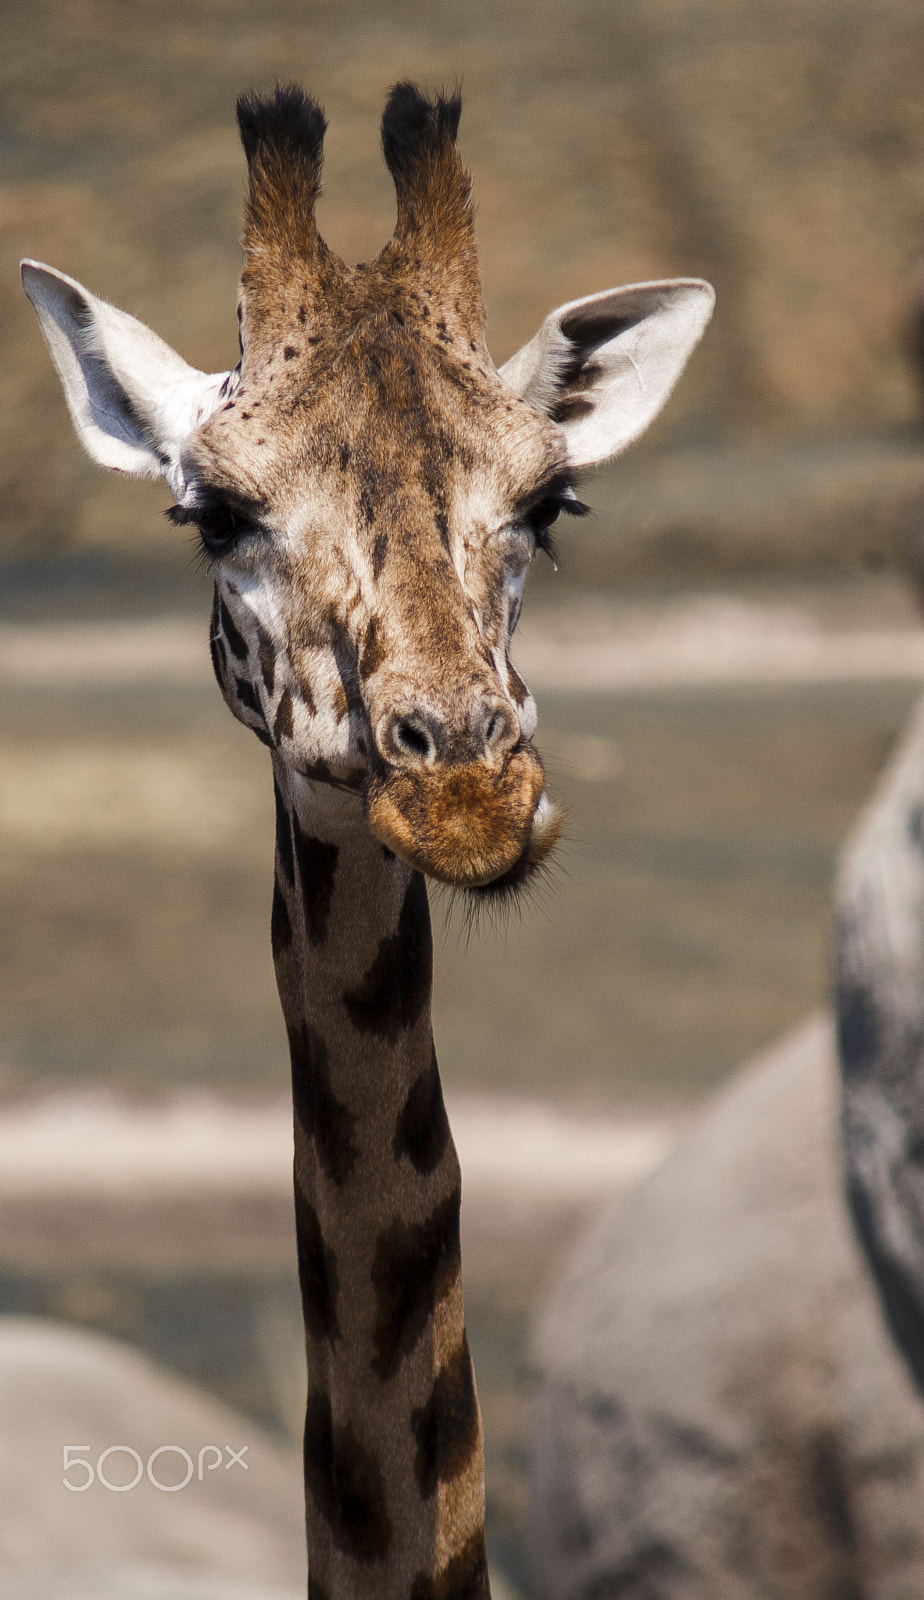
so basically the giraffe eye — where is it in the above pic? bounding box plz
[166,496,261,557]
[195,503,251,555]
[527,499,563,535]
[525,500,563,563]
[522,486,591,564]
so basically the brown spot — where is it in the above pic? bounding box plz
[393,1044,450,1174]
[271,875,293,956]
[302,757,357,789]
[294,1185,340,1343]
[409,1530,490,1600]
[411,1335,480,1498]
[273,687,294,741]
[550,394,595,424]
[372,530,388,578]
[291,815,339,945]
[359,615,385,680]
[284,345,298,360]
[506,661,529,707]
[566,358,604,394]
[288,1019,358,1187]
[303,1390,392,1563]
[257,636,275,696]
[343,874,432,1041]
[273,780,295,887]
[234,675,265,722]
[219,596,248,660]
[370,1187,461,1380]
[333,682,349,721]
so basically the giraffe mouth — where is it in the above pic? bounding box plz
[464,787,563,902]
[364,747,562,892]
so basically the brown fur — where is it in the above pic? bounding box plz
[366,748,545,886]
[191,184,565,889]
[269,792,488,1598]
[236,83,484,375]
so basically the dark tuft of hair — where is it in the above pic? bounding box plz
[381,83,462,179]
[236,84,327,171]
[375,80,481,329]
[236,84,330,265]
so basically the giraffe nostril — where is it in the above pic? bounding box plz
[379,711,439,768]
[480,700,518,757]
[395,719,433,760]
[485,711,504,745]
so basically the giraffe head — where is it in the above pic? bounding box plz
[22,84,713,896]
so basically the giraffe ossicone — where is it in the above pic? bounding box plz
[23,81,713,1599]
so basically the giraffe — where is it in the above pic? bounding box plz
[21,83,713,1600]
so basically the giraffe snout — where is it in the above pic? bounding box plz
[364,737,560,891]
[374,694,520,772]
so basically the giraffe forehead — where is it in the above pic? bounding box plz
[198,308,561,517]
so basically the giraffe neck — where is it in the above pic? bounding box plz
[270,758,491,1600]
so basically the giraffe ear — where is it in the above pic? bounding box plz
[500,279,714,468]
[21,260,231,490]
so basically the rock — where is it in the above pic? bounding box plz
[0,1319,305,1594]
[531,1019,924,1599]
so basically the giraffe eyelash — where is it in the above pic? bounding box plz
[524,488,590,565]
[166,499,260,557]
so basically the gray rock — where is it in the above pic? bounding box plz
[0,1319,305,1594]
[532,1019,924,1598]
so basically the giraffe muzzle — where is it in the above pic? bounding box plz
[375,696,521,772]
[364,744,561,890]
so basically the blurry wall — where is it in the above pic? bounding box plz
[4,0,924,574]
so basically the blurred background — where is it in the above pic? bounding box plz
[5,0,924,1594]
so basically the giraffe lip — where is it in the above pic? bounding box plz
[465,787,563,899]
[364,748,559,889]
